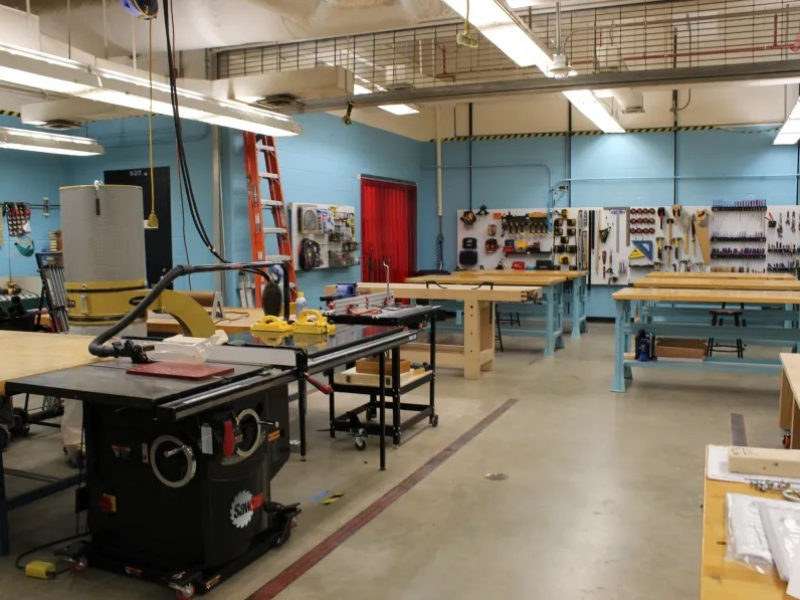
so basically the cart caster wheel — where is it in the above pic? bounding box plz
[0,425,9,451]
[354,436,367,451]
[12,408,29,436]
[71,557,88,573]
[784,433,792,449]
[430,415,439,428]
[175,583,195,599]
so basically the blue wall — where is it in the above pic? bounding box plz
[0,115,70,283]
[419,128,800,317]
[221,113,423,307]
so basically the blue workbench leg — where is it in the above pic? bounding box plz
[544,286,555,357]
[579,276,588,334]
[612,299,628,392]
[555,284,565,350]
[0,444,9,556]
[571,279,581,339]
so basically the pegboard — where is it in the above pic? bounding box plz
[291,203,360,271]
[457,202,799,284]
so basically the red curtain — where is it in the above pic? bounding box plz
[361,178,417,283]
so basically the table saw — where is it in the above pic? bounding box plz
[3,262,424,597]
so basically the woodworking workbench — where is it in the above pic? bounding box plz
[326,283,541,379]
[634,278,800,291]
[407,270,588,339]
[648,272,795,280]
[0,331,101,556]
[700,447,789,600]
[611,287,800,392]
[778,353,800,449]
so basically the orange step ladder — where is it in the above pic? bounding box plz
[243,132,298,307]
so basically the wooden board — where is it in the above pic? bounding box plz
[335,366,427,388]
[634,278,800,291]
[330,282,541,303]
[701,447,790,600]
[405,274,566,286]
[612,286,800,304]
[126,362,235,380]
[0,331,101,395]
[356,358,410,375]
[147,308,266,335]
[648,272,795,280]
[727,446,800,478]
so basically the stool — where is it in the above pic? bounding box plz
[707,304,745,359]
[494,309,522,353]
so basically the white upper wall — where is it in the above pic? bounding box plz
[349,84,799,140]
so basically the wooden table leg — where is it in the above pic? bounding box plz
[480,301,495,372]
[791,395,800,450]
[463,300,482,380]
[780,370,793,431]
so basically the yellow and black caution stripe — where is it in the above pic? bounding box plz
[429,125,776,142]
[0,109,20,117]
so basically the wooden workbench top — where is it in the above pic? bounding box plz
[405,274,566,286]
[634,278,800,291]
[407,270,585,282]
[647,272,795,280]
[338,282,541,302]
[0,331,101,395]
[781,353,800,398]
[613,286,800,304]
[701,448,789,599]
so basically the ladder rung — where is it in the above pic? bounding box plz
[257,144,275,152]
[261,200,284,208]
[263,227,287,235]
[259,171,279,179]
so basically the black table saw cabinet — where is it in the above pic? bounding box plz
[83,385,291,572]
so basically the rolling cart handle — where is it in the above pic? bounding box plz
[88,261,290,359]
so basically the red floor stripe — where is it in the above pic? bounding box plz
[249,398,519,600]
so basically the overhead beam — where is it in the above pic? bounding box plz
[279,60,800,114]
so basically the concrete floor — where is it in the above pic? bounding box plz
[0,323,783,600]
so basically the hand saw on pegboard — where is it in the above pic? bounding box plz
[2,203,31,237]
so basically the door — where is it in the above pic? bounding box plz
[361,177,417,283]
[104,167,172,288]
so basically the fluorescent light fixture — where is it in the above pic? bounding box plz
[775,99,800,144]
[353,83,372,95]
[379,104,420,116]
[774,132,800,145]
[563,90,625,133]
[0,126,104,156]
[0,41,301,136]
[440,0,553,71]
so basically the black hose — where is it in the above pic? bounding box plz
[88,261,288,359]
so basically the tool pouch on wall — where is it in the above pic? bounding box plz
[299,238,322,271]
[459,250,478,266]
[485,238,499,253]
[462,237,477,249]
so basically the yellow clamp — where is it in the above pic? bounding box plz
[251,315,293,334]
[293,309,336,336]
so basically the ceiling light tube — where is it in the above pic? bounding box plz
[0,126,104,156]
[379,104,420,116]
[0,42,301,136]
[440,0,553,71]
[563,89,625,133]
[775,99,800,145]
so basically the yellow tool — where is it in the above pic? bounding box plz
[629,248,645,260]
[293,309,336,335]
[25,561,57,579]
[250,315,293,334]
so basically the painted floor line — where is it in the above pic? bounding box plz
[248,397,519,600]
